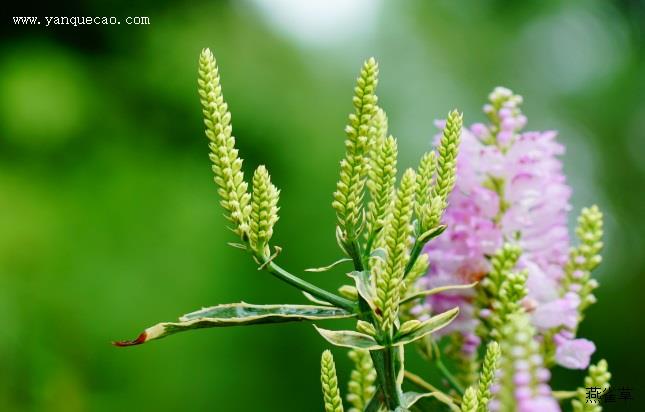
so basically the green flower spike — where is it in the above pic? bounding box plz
[481,243,522,297]
[370,106,388,146]
[375,168,417,336]
[198,48,251,239]
[489,270,528,339]
[321,350,344,412]
[572,359,611,412]
[431,110,462,220]
[365,134,398,251]
[563,205,604,315]
[347,349,376,412]
[333,58,379,244]
[476,341,500,412]
[415,150,437,231]
[249,165,280,257]
[461,386,479,412]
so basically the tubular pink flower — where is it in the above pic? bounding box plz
[554,337,596,369]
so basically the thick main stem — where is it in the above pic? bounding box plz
[370,346,403,410]
[345,230,404,410]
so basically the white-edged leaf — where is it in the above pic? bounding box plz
[227,242,248,250]
[401,282,477,304]
[302,291,332,306]
[314,325,384,350]
[114,303,354,347]
[402,391,459,411]
[418,224,447,243]
[305,257,352,273]
[370,247,387,262]
[393,307,459,346]
[347,271,378,313]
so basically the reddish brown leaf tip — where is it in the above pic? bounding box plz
[112,332,147,347]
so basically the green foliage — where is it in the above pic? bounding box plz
[333,58,379,244]
[114,303,353,346]
[120,50,463,412]
[321,350,345,412]
[198,49,251,239]
[572,359,611,412]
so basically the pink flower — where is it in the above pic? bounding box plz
[518,397,561,412]
[423,87,572,336]
[555,338,596,369]
[531,293,580,330]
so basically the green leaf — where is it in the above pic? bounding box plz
[347,271,378,313]
[302,291,332,306]
[394,307,459,346]
[401,282,477,304]
[370,247,387,262]
[227,242,248,250]
[114,303,354,346]
[418,224,447,243]
[305,257,352,273]
[314,325,384,350]
[402,391,460,411]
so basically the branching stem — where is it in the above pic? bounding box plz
[264,260,356,312]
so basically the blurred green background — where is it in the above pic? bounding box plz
[1,0,644,410]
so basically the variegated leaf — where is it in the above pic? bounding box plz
[418,224,447,243]
[347,270,378,313]
[305,257,352,273]
[402,391,459,411]
[393,307,459,346]
[314,325,384,350]
[114,303,354,346]
[302,291,333,306]
[401,282,477,304]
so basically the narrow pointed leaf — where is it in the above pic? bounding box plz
[401,282,478,304]
[305,257,352,273]
[402,391,460,411]
[302,291,333,306]
[418,224,447,243]
[314,325,384,350]
[370,248,387,262]
[114,303,354,347]
[394,307,459,346]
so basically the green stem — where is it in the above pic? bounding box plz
[552,390,577,400]
[404,370,442,394]
[364,387,384,412]
[346,239,364,271]
[404,239,425,277]
[370,346,403,410]
[436,358,465,395]
[265,261,356,311]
